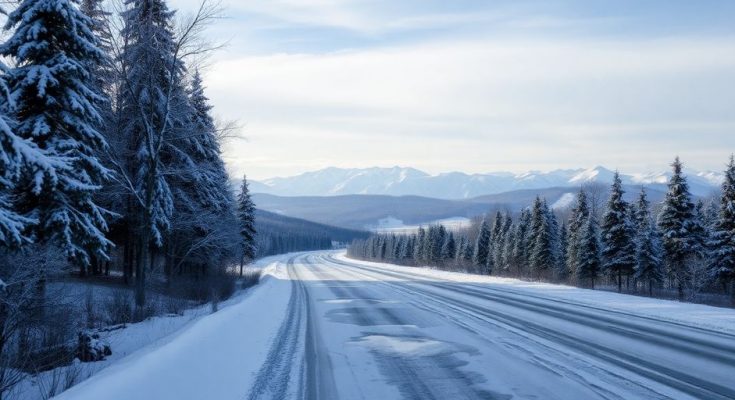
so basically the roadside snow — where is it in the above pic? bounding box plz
[10,254,293,400]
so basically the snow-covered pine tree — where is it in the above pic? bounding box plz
[529,197,553,280]
[546,201,562,275]
[117,0,183,309]
[566,189,589,280]
[0,63,38,248]
[80,0,113,115]
[576,215,601,289]
[601,171,636,292]
[461,237,474,266]
[511,209,531,276]
[1,0,112,265]
[710,156,735,303]
[496,212,512,272]
[441,232,456,262]
[414,227,426,263]
[657,157,697,300]
[502,219,515,272]
[164,69,238,280]
[557,222,569,281]
[633,188,663,296]
[473,218,491,274]
[237,175,257,275]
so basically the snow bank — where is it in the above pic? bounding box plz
[29,254,294,400]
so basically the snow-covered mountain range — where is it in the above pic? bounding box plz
[250,166,723,199]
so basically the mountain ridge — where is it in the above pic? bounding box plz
[249,166,722,199]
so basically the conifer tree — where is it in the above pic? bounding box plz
[1,0,112,264]
[442,232,456,261]
[0,64,37,247]
[633,189,663,296]
[511,209,531,276]
[601,172,636,292]
[567,189,589,279]
[529,197,553,279]
[557,222,569,281]
[414,227,426,263]
[710,156,735,303]
[474,219,491,274]
[237,175,257,275]
[576,215,601,289]
[657,157,697,300]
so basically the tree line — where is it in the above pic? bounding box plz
[349,157,735,304]
[0,0,259,317]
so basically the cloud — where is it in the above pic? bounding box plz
[202,35,735,178]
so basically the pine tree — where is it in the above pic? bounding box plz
[657,157,697,300]
[461,238,474,265]
[557,222,569,281]
[633,189,663,296]
[601,172,636,292]
[80,0,113,117]
[414,227,426,263]
[1,0,112,265]
[118,0,182,309]
[576,215,601,289]
[495,212,512,273]
[512,209,531,276]
[0,64,38,247]
[529,197,553,279]
[441,232,456,261]
[474,219,491,274]
[567,189,589,280]
[710,156,735,303]
[237,175,257,275]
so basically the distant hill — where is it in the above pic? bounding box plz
[254,209,369,257]
[249,166,721,199]
[253,184,676,231]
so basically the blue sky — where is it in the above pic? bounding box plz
[171,0,735,179]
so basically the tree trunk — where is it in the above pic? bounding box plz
[617,270,622,292]
[730,279,735,306]
[648,280,653,297]
[239,253,244,277]
[135,228,149,315]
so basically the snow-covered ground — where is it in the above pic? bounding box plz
[51,250,735,400]
[12,255,282,400]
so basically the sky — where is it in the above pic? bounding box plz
[169,0,735,180]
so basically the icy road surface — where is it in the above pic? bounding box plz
[57,251,735,400]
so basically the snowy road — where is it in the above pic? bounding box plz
[248,252,735,400]
[57,251,735,400]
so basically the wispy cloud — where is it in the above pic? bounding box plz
[168,0,735,179]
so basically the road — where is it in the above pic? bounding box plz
[246,251,735,400]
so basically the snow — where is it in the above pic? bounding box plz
[48,250,735,400]
[9,254,285,400]
[551,192,575,210]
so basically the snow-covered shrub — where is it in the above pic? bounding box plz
[75,331,111,362]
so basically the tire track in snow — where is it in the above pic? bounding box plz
[323,254,735,400]
[246,256,308,400]
[302,256,511,400]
